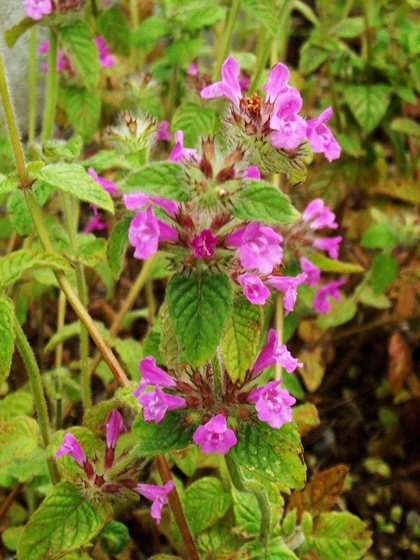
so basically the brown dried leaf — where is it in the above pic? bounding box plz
[388,332,413,394]
[298,320,325,343]
[298,347,326,392]
[287,465,349,522]
[293,403,320,437]
[371,178,420,204]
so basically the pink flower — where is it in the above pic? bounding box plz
[226,222,283,275]
[88,167,120,195]
[105,410,127,449]
[299,257,321,287]
[138,387,186,424]
[190,229,218,258]
[169,130,198,163]
[134,480,174,524]
[193,414,237,455]
[245,165,261,179]
[128,206,178,260]
[96,36,114,68]
[156,121,171,142]
[313,279,346,314]
[239,75,250,92]
[248,380,296,429]
[23,0,52,20]
[200,56,242,106]
[83,214,106,233]
[252,329,303,376]
[266,273,307,315]
[187,62,199,76]
[313,236,342,259]
[238,273,270,305]
[302,198,338,230]
[307,107,341,162]
[54,433,86,467]
[134,356,177,395]
[124,193,178,217]
[270,89,308,151]
[263,63,290,103]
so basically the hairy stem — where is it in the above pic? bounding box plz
[42,30,58,142]
[275,293,284,381]
[28,27,37,144]
[13,315,60,485]
[213,0,242,80]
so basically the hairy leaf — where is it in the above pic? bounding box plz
[60,87,101,144]
[0,250,71,289]
[123,162,191,201]
[0,416,39,467]
[172,103,216,148]
[132,411,193,455]
[183,478,231,535]
[97,8,130,56]
[242,0,277,36]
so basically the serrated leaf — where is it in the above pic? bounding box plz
[158,301,185,370]
[345,85,391,134]
[229,181,300,225]
[0,250,71,289]
[0,416,39,467]
[172,103,216,148]
[232,487,260,536]
[302,512,372,559]
[31,163,114,213]
[97,8,130,56]
[58,21,100,92]
[310,254,364,273]
[0,297,14,384]
[221,295,262,384]
[123,162,191,201]
[60,87,101,144]
[167,270,232,366]
[371,253,398,295]
[299,44,329,74]
[107,219,130,280]
[42,136,83,163]
[17,482,110,560]
[361,222,399,249]
[183,478,231,535]
[132,411,193,455]
[7,189,33,236]
[242,0,277,36]
[230,420,306,488]
[0,175,16,196]
[4,17,37,48]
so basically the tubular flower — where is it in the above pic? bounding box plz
[88,167,120,195]
[313,279,346,314]
[270,89,308,151]
[193,414,237,455]
[23,0,52,20]
[266,273,307,315]
[238,273,270,305]
[156,120,171,141]
[302,198,338,230]
[307,107,341,162]
[245,165,261,179]
[96,37,114,68]
[313,236,342,259]
[169,130,198,163]
[138,387,186,424]
[54,433,86,466]
[200,56,242,106]
[128,206,178,260]
[134,356,177,395]
[248,380,296,429]
[105,410,127,449]
[133,481,174,524]
[252,329,303,376]
[190,229,218,258]
[124,192,178,217]
[299,257,321,287]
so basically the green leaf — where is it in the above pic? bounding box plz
[4,17,37,48]
[42,136,83,163]
[17,482,110,560]
[0,297,14,384]
[0,175,16,197]
[390,117,420,138]
[107,219,130,280]
[58,21,100,92]
[310,254,364,273]
[130,16,169,46]
[114,338,143,380]
[232,487,260,536]
[316,295,357,328]
[0,390,33,423]
[329,17,365,38]
[100,521,130,555]
[31,163,114,213]
[0,250,71,289]
[7,189,33,236]
[70,234,107,267]
[183,478,231,535]
[123,162,191,201]
[230,420,306,488]
[97,8,130,56]
[229,181,300,225]
[299,44,329,74]
[0,416,39,467]
[172,103,216,148]
[44,322,80,353]
[158,300,186,370]
[132,411,193,455]
[166,37,202,64]
[345,85,391,134]
[242,0,277,36]
[302,512,372,560]
[182,5,226,30]
[167,270,232,367]
[361,222,399,249]
[359,285,391,309]
[60,87,101,144]
[371,253,398,295]
[2,526,24,552]
[221,295,263,384]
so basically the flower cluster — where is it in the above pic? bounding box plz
[54,411,173,524]
[23,0,108,19]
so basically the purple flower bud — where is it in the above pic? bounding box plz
[200,56,242,107]
[248,380,296,429]
[302,198,337,230]
[313,279,346,314]
[169,130,198,163]
[252,329,303,376]
[124,193,178,217]
[238,273,270,305]
[265,273,307,315]
[23,0,52,20]
[226,222,283,275]
[133,356,177,396]
[313,236,342,259]
[193,414,237,455]
[105,410,127,449]
[138,387,186,424]
[299,257,321,287]
[156,120,171,142]
[88,167,120,195]
[307,107,341,162]
[134,480,174,524]
[270,89,308,151]
[128,206,178,260]
[54,433,86,467]
[190,229,218,258]
[245,166,261,179]
[83,214,106,233]
[96,36,115,68]
[263,63,290,104]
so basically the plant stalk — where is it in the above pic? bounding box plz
[275,293,284,381]
[211,353,223,396]
[213,0,242,80]
[28,27,37,144]
[42,29,58,142]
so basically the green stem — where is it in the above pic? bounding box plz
[211,353,223,396]
[326,55,341,132]
[361,0,372,66]
[213,0,242,80]
[167,64,179,120]
[224,454,271,544]
[275,293,284,381]
[13,315,60,485]
[91,0,98,17]
[28,27,37,145]
[60,193,91,410]
[145,279,155,324]
[42,30,58,142]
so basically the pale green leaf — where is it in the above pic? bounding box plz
[0,250,71,289]
[390,117,420,138]
[0,296,14,384]
[183,478,231,535]
[316,295,357,328]
[130,16,169,46]
[0,416,39,467]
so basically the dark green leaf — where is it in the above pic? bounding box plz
[97,8,130,56]
[183,478,231,535]
[172,103,216,148]
[100,521,130,555]
[361,222,399,249]
[132,411,193,455]
[345,85,391,134]
[371,253,398,295]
